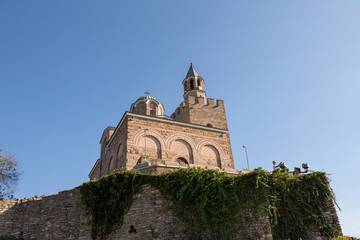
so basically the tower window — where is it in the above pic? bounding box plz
[197,79,201,87]
[184,82,188,91]
[190,79,194,90]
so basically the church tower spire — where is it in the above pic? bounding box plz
[171,62,229,130]
[182,63,206,103]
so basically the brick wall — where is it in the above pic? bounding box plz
[172,97,229,130]
[90,113,235,180]
[125,114,234,170]
[90,118,128,180]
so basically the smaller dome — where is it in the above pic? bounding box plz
[130,95,165,116]
[135,95,161,105]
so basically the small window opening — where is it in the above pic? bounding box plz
[184,82,188,91]
[177,157,189,166]
[197,79,201,87]
[149,103,156,116]
[129,225,137,233]
[136,102,146,115]
[190,79,194,90]
[207,123,213,127]
[108,158,112,174]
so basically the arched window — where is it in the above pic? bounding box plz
[101,138,107,157]
[149,103,156,116]
[170,139,193,164]
[135,101,146,115]
[207,123,213,127]
[138,135,162,159]
[200,145,221,168]
[177,157,189,166]
[197,79,201,87]
[108,157,113,174]
[184,82,188,91]
[117,143,122,159]
[190,79,194,90]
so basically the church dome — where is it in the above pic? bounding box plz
[130,95,165,116]
[135,95,161,105]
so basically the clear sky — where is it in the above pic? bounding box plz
[1,0,359,236]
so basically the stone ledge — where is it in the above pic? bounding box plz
[134,163,240,175]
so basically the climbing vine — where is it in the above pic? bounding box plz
[79,170,149,240]
[79,168,339,240]
[268,169,338,239]
[153,168,269,239]
[0,234,24,240]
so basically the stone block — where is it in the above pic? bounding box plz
[216,99,224,107]
[207,98,215,106]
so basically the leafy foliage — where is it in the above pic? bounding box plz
[154,168,269,239]
[268,169,338,239]
[332,236,359,240]
[79,168,338,240]
[0,148,19,199]
[79,170,149,240]
[0,233,23,240]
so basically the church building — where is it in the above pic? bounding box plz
[89,63,238,180]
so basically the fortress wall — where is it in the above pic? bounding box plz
[187,98,229,130]
[0,188,89,240]
[306,200,343,239]
[0,185,273,240]
[172,97,229,130]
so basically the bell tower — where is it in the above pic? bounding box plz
[171,63,229,130]
[182,63,206,104]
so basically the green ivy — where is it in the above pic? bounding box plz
[79,170,148,240]
[268,170,338,239]
[79,168,338,240]
[153,168,269,239]
[0,234,23,240]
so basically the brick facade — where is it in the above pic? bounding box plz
[89,112,236,180]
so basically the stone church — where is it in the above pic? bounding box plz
[89,63,238,180]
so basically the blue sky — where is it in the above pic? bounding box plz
[1,0,359,236]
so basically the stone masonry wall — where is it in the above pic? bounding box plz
[90,113,236,180]
[172,97,229,130]
[188,98,229,130]
[306,200,343,240]
[125,115,234,170]
[0,189,87,240]
[0,185,274,240]
[90,118,128,180]
[101,118,129,174]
